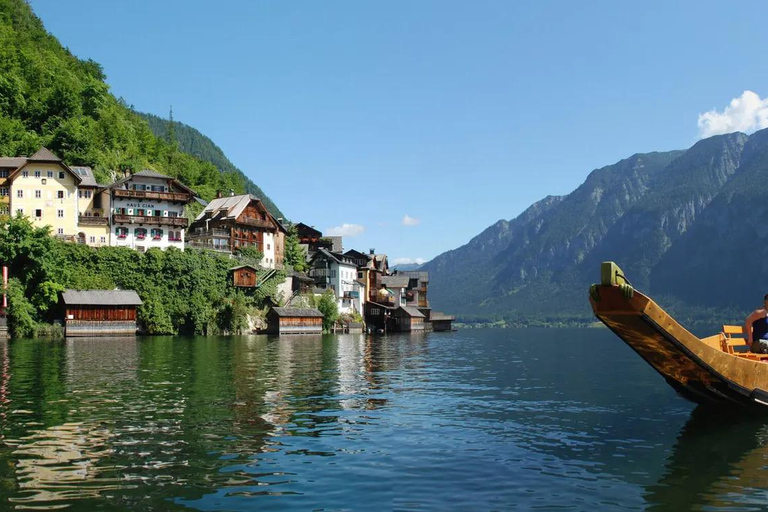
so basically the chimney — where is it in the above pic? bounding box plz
[369,248,375,255]
[216,190,223,198]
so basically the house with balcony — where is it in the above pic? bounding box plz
[109,170,195,251]
[308,249,365,314]
[188,194,286,268]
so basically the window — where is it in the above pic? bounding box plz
[41,179,46,185]
[0,207,8,216]
[89,236,95,243]
[21,171,28,178]
[116,227,128,239]
[16,190,22,198]
[34,170,41,178]
[34,209,42,218]
[100,236,106,243]
[154,210,161,217]
[57,228,63,235]
[16,208,23,215]
[83,190,92,199]
[267,244,271,250]
[57,191,64,199]
[47,171,53,178]
[135,228,146,240]
[169,211,178,218]
[35,190,41,198]
[0,187,7,197]
[57,209,64,218]
[58,172,65,179]
[0,170,7,178]
[358,272,363,279]
[151,228,163,240]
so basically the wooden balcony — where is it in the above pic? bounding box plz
[78,215,108,226]
[113,189,191,202]
[240,217,272,229]
[113,214,189,227]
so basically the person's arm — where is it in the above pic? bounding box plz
[745,310,759,345]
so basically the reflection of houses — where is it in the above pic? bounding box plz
[61,290,143,337]
[308,249,365,313]
[188,194,286,269]
[110,170,195,251]
[266,307,323,335]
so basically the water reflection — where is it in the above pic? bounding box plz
[647,408,768,510]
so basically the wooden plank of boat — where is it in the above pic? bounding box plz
[589,261,768,409]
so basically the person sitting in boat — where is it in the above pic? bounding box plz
[744,294,768,353]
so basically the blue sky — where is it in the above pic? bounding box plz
[27,0,768,264]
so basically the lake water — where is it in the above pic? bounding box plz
[0,328,767,510]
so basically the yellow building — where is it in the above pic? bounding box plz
[7,148,81,239]
[71,166,110,246]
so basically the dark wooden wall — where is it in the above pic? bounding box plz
[66,306,137,321]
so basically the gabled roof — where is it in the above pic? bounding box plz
[111,169,197,195]
[29,147,62,162]
[70,166,100,187]
[396,306,425,318]
[295,222,322,238]
[381,275,409,288]
[270,307,324,318]
[62,289,143,306]
[8,147,81,183]
[0,157,27,169]
[229,264,260,272]
[312,248,356,268]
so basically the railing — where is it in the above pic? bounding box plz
[78,215,108,226]
[114,189,191,202]
[191,228,229,238]
[113,214,189,227]
[239,217,272,229]
[187,241,232,253]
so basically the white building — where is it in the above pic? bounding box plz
[309,249,366,314]
[109,170,195,252]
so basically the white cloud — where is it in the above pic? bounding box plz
[392,257,426,266]
[325,223,365,237]
[698,90,768,138]
[402,214,420,226]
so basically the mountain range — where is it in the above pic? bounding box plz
[424,130,768,327]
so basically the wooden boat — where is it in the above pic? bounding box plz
[590,261,768,409]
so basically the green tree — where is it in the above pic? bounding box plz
[316,291,338,332]
[283,226,307,272]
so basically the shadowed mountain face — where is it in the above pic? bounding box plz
[138,112,285,219]
[424,130,768,324]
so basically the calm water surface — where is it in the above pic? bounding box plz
[0,328,766,510]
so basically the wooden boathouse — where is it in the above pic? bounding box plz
[61,290,143,337]
[391,306,426,332]
[230,264,259,288]
[266,307,324,335]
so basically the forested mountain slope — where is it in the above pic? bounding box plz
[139,112,284,218]
[0,0,282,211]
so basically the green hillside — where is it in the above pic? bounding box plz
[0,0,274,204]
[139,112,284,218]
